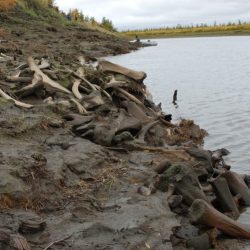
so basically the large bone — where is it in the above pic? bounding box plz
[27,57,71,94]
[116,87,144,107]
[72,67,84,99]
[136,120,160,143]
[38,58,50,70]
[15,73,43,98]
[70,98,88,114]
[98,59,146,82]
[6,76,32,83]
[0,88,33,108]
[156,164,209,205]
[211,176,240,218]
[126,101,151,123]
[189,199,250,239]
[222,171,250,206]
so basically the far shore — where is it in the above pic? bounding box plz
[121,28,250,39]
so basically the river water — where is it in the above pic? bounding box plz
[107,36,250,174]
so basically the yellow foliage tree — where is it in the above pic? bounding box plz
[0,0,16,11]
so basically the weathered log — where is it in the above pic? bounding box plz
[156,164,209,205]
[211,176,240,218]
[15,73,43,98]
[98,59,147,82]
[28,56,71,94]
[0,88,33,108]
[222,171,250,206]
[189,199,250,239]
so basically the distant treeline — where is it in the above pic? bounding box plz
[0,0,117,32]
[122,21,250,38]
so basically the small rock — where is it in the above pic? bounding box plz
[137,186,151,196]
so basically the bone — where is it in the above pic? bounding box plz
[15,73,43,98]
[136,120,160,143]
[38,58,50,70]
[211,176,240,218]
[98,59,147,82]
[28,56,71,94]
[189,199,250,239]
[0,88,33,108]
[222,171,250,206]
[6,76,32,83]
[156,164,209,205]
[70,98,88,114]
[72,67,85,99]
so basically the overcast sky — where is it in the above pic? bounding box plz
[56,0,250,31]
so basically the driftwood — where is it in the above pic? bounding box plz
[222,171,250,206]
[98,59,147,82]
[28,57,71,94]
[211,176,240,218]
[0,88,33,108]
[189,199,250,239]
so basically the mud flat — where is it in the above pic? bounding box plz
[1,13,250,250]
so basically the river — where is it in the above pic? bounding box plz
[107,36,250,174]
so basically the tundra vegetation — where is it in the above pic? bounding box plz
[122,21,250,38]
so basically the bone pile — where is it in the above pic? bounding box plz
[155,147,250,249]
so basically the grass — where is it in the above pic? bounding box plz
[122,23,250,38]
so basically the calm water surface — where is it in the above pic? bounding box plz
[107,36,250,174]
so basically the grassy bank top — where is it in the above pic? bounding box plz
[122,22,250,38]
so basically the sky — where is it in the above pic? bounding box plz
[56,0,250,31]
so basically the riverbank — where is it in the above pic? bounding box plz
[122,24,250,39]
[1,10,250,250]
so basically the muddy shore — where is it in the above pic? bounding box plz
[1,12,250,250]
